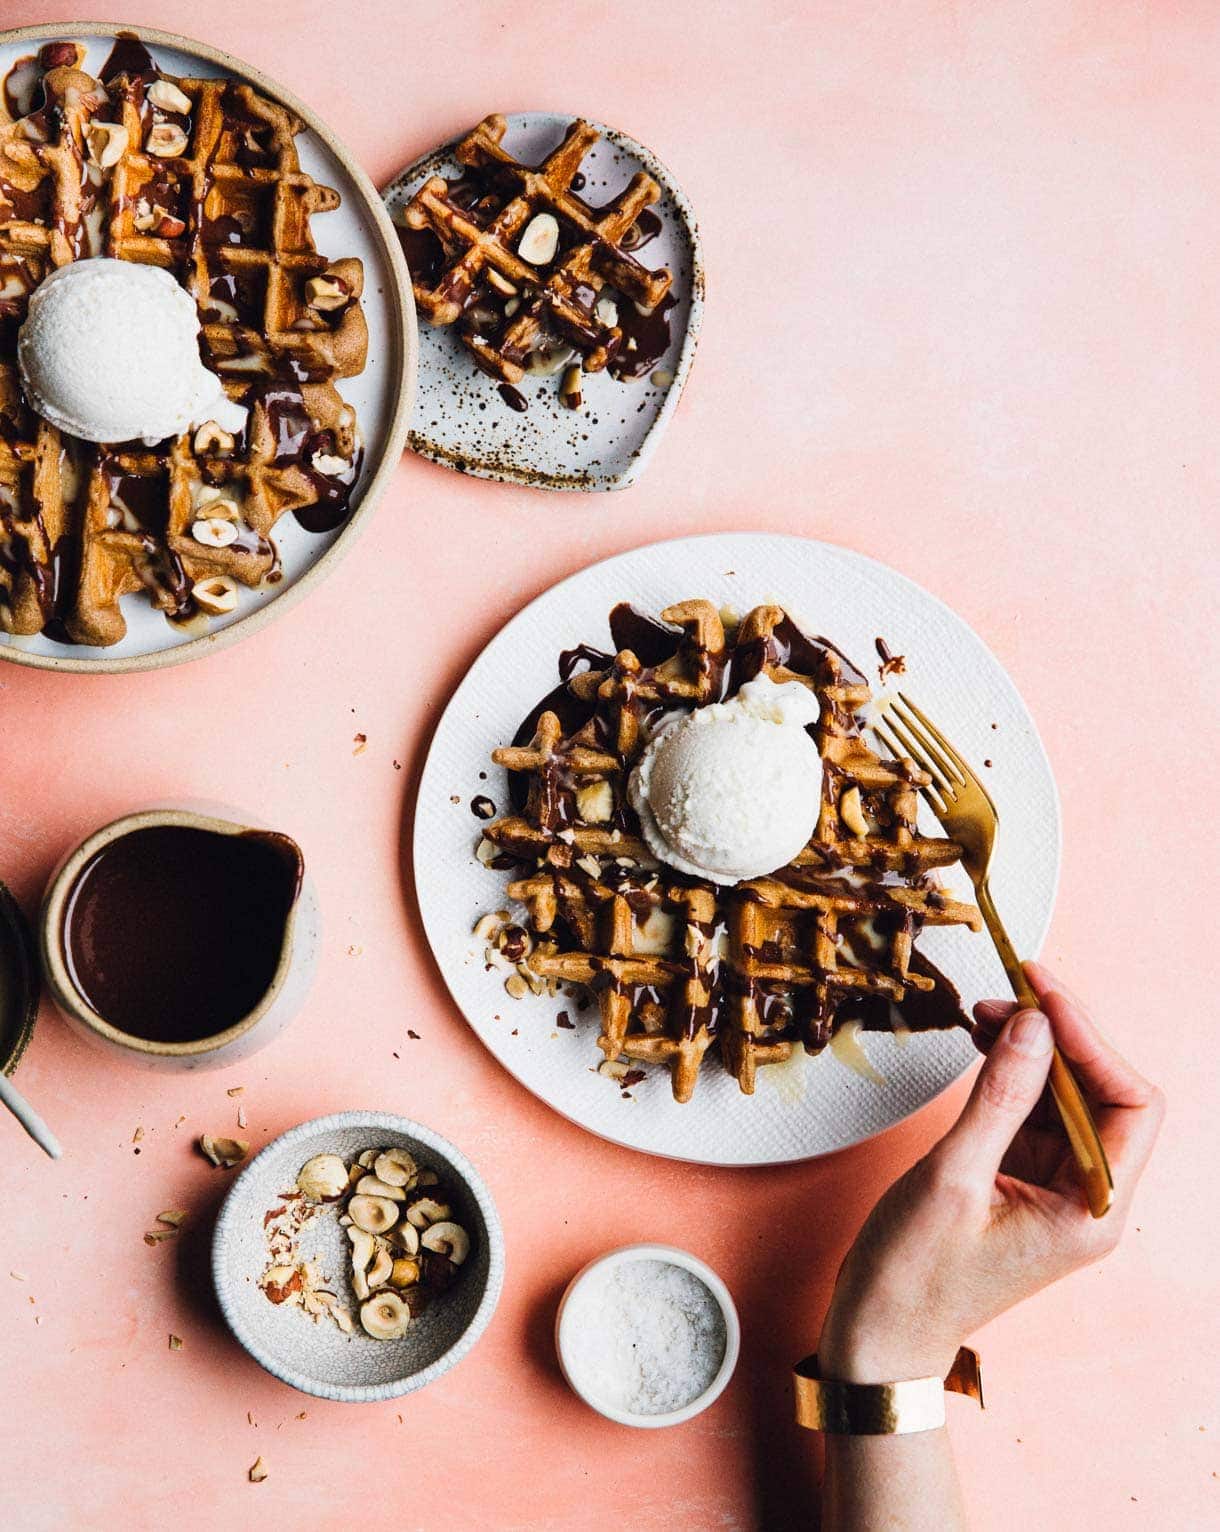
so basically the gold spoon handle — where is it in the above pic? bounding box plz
[974,882,1113,1218]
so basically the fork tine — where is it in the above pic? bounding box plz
[895,693,971,782]
[890,698,966,787]
[878,714,952,795]
[873,721,949,814]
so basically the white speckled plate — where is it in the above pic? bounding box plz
[414,533,1062,1167]
[383,113,702,491]
[0,24,415,673]
[212,1112,505,1402]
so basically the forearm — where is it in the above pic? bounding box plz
[816,1303,970,1532]
[822,1428,967,1532]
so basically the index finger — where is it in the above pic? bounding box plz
[1024,962,1156,1109]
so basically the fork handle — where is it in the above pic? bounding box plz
[973,882,1113,1219]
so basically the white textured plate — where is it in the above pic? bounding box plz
[0,24,415,672]
[414,533,1062,1167]
[383,112,702,491]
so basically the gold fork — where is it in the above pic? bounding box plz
[873,694,1113,1218]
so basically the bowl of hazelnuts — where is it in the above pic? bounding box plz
[212,1111,504,1401]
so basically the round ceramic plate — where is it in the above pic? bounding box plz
[0,23,416,673]
[383,112,702,491]
[414,533,1062,1167]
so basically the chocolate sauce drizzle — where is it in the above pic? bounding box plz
[0,35,363,641]
[399,141,677,392]
[497,603,968,1046]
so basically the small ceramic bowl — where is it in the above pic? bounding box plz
[555,1243,740,1427]
[39,804,320,1070]
[212,1112,505,1402]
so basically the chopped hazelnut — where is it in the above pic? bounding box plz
[85,121,128,169]
[146,122,188,158]
[191,575,239,616]
[190,516,239,549]
[147,79,193,115]
[304,273,350,311]
[517,212,559,265]
[193,421,235,455]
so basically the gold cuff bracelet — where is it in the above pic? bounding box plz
[793,1347,984,1435]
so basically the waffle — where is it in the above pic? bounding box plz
[0,38,367,646]
[403,113,672,385]
[478,600,982,1103]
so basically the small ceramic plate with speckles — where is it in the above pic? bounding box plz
[413,532,1062,1167]
[212,1112,505,1402]
[382,112,702,491]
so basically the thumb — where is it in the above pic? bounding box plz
[940,1009,1054,1175]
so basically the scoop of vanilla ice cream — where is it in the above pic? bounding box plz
[18,258,245,445]
[628,674,823,885]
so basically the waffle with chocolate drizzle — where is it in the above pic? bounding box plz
[402,113,671,385]
[479,600,982,1103]
[0,37,366,647]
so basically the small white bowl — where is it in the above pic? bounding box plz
[212,1112,505,1402]
[555,1243,740,1428]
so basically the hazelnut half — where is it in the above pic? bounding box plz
[85,121,128,169]
[190,516,239,548]
[390,1257,421,1288]
[374,1149,417,1188]
[576,780,612,823]
[191,575,239,616]
[355,1174,406,1202]
[420,1221,470,1266]
[198,1134,248,1167]
[304,273,350,311]
[145,122,188,157]
[295,1153,348,1201]
[517,212,559,265]
[347,1226,376,1301]
[193,421,235,455]
[348,1195,398,1235]
[359,1291,411,1340]
[147,79,192,114]
[559,364,583,410]
[385,1222,420,1255]
[405,1195,451,1230]
[485,268,517,298]
[839,786,868,839]
[366,1246,393,1290]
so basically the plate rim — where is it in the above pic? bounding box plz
[381,109,704,493]
[0,19,418,674]
[412,530,1063,1166]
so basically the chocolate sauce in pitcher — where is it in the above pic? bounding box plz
[63,825,303,1043]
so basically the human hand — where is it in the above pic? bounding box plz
[817,962,1164,1383]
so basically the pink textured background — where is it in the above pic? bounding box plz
[1,3,1215,1528]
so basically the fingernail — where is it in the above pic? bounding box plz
[1008,1009,1052,1057]
[974,999,1012,1023]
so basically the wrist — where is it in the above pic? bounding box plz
[819,1303,959,1385]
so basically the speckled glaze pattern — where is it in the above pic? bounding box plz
[211,1112,505,1401]
[383,113,702,491]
